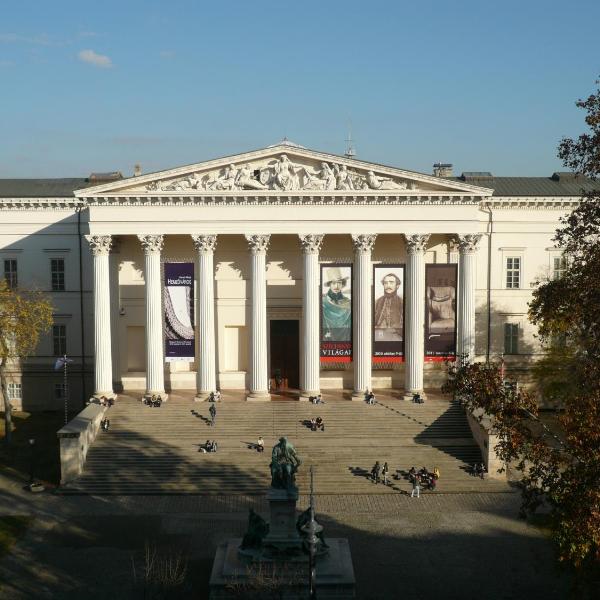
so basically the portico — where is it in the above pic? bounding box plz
[78,143,490,401]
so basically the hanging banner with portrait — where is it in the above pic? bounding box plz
[164,262,195,362]
[320,264,352,362]
[372,265,405,362]
[424,264,457,359]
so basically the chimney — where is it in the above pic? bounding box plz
[433,163,453,177]
[134,163,142,177]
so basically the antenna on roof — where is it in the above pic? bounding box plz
[344,121,356,159]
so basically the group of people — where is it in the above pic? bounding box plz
[87,396,114,407]
[309,394,325,404]
[209,390,222,402]
[470,462,487,479]
[143,395,163,407]
[200,439,218,453]
[309,416,325,432]
[407,466,440,497]
[412,393,424,404]
[370,461,390,485]
[365,390,376,405]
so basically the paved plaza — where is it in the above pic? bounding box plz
[0,477,571,600]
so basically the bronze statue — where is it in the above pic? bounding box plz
[240,508,270,550]
[270,437,302,490]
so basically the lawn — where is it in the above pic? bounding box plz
[0,411,75,486]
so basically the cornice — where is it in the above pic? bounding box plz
[0,194,583,211]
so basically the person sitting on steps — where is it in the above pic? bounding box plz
[315,416,325,431]
[365,390,376,405]
[371,461,381,484]
[256,436,265,452]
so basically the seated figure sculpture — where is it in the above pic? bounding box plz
[270,436,302,490]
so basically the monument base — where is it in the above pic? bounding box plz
[209,538,355,599]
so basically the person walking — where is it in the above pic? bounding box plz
[209,403,216,426]
[411,474,421,498]
[371,461,381,484]
[382,462,389,485]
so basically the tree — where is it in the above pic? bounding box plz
[0,280,53,446]
[445,80,600,578]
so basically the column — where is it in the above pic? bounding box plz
[404,234,430,400]
[191,234,218,401]
[457,234,482,363]
[109,238,122,392]
[245,234,271,400]
[299,234,324,400]
[138,234,167,399]
[86,235,115,399]
[352,234,377,399]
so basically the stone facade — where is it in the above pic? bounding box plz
[0,144,586,409]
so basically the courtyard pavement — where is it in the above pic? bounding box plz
[0,469,571,599]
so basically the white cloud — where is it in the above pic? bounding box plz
[78,49,112,68]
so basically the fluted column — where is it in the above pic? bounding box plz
[299,234,324,400]
[86,235,115,399]
[138,234,167,399]
[352,234,377,399]
[404,234,430,399]
[109,238,122,392]
[192,235,218,401]
[457,234,482,363]
[448,237,460,264]
[246,235,271,401]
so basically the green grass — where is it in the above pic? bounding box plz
[0,411,76,486]
[0,516,32,560]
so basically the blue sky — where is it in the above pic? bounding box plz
[1,0,599,178]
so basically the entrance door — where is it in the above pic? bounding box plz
[269,320,300,390]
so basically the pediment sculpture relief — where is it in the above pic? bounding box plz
[144,154,413,192]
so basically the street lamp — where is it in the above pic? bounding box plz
[302,466,323,599]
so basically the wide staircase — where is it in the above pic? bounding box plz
[62,392,511,495]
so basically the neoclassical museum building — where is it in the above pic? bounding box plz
[1,141,596,410]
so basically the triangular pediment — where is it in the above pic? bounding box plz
[75,144,493,196]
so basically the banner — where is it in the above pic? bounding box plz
[320,264,352,362]
[164,263,195,362]
[425,264,457,359]
[372,265,405,361]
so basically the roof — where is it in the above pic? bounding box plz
[449,175,599,197]
[0,178,97,197]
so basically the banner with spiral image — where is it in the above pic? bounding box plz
[164,262,195,362]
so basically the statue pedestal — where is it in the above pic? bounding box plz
[262,487,303,556]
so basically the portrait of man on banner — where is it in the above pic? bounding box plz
[321,265,352,342]
[374,268,404,342]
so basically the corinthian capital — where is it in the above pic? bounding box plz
[137,234,164,255]
[245,234,271,254]
[191,234,218,253]
[299,234,324,254]
[351,234,377,253]
[457,234,482,254]
[86,234,112,256]
[404,234,430,255]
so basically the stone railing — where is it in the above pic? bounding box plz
[57,403,106,485]
[466,408,505,479]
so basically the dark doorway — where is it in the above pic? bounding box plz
[270,319,300,390]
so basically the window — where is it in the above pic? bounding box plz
[505,257,521,289]
[504,323,519,354]
[54,383,68,400]
[552,256,567,280]
[7,382,22,401]
[51,258,65,291]
[4,259,17,289]
[53,324,67,356]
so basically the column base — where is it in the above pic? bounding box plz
[246,391,271,402]
[403,391,427,402]
[351,391,366,401]
[93,391,117,400]
[194,392,212,402]
[299,391,320,402]
[143,392,169,402]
